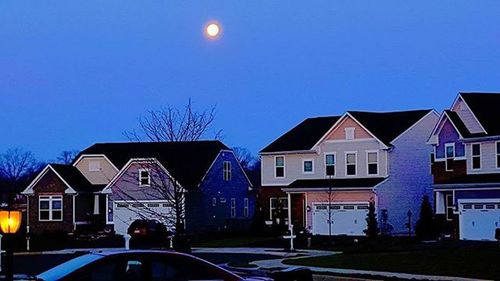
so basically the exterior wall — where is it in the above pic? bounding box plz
[261,153,319,186]
[465,141,500,174]
[326,116,372,140]
[28,170,74,235]
[259,186,287,222]
[377,112,439,234]
[452,98,484,134]
[304,191,374,231]
[187,151,255,234]
[75,156,119,185]
[432,160,467,183]
[435,119,465,159]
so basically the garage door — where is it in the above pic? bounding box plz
[459,201,500,241]
[113,201,174,235]
[312,203,369,235]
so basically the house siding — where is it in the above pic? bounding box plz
[452,98,484,134]
[465,141,500,174]
[75,156,118,185]
[435,119,465,159]
[376,112,438,234]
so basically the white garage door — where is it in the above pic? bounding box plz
[312,203,369,236]
[113,201,173,235]
[459,201,500,241]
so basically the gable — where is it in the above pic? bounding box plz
[74,155,119,185]
[435,119,465,158]
[325,116,374,141]
[33,169,68,193]
[452,97,485,134]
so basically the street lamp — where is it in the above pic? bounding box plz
[0,209,22,281]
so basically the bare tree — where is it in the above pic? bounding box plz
[125,98,222,142]
[57,150,80,164]
[232,147,255,171]
[0,148,40,183]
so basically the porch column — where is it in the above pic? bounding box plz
[93,194,100,215]
[287,192,292,227]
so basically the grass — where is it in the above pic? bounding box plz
[284,240,500,280]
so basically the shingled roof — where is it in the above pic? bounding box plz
[285,177,386,190]
[348,110,432,146]
[260,116,341,153]
[77,141,229,188]
[460,92,500,136]
[50,164,105,192]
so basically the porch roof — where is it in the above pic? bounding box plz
[434,173,500,189]
[284,177,386,191]
[51,164,106,193]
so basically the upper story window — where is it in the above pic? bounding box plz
[445,143,455,171]
[325,153,335,176]
[367,152,378,175]
[471,143,481,170]
[496,142,500,168]
[223,161,232,181]
[275,156,285,178]
[345,127,355,140]
[303,159,314,173]
[88,160,101,172]
[138,169,150,186]
[346,152,357,176]
[230,198,236,218]
[39,195,63,221]
[243,198,249,217]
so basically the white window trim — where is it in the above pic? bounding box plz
[445,143,455,172]
[345,127,355,140]
[324,152,336,177]
[39,195,63,222]
[470,143,482,171]
[302,159,314,174]
[243,198,249,217]
[269,197,288,220]
[345,151,357,176]
[138,168,151,186]
[366,150,379,176]
[223,161,232,181]
[496,141,500,169]
[445,194,454,221]
[274,155,285,178]
[230,198,236,218]
[88,160,101,172]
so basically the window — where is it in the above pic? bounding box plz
[303,159,313,173]
[223,161,231,181]
[138,169,150,186]
[445,194,454,221]
[367,152,378,175]
[219,197,226,203]
[269,197,288,220]
[39,195,63,221]
[243,198,249,217]
[212,197,217,207]
[445,143,455,171]
[346,152,357,175]
[471,143,481,170]
[275,156,285,178]
[231,198,236,218]
[497,142,500,168]
[325,154,335,176]
[345,127,355,140]
[88,160,101,172]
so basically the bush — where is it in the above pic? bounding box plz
[415,195,438,240]
[364,201,379,238]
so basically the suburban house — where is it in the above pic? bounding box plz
[22,141,255,236]
[428,92,500,241]
[260,109,439,236]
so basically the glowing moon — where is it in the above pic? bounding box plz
[205,22,221,39]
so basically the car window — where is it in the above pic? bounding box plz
[72,258,144,281]
[151,256,236,281]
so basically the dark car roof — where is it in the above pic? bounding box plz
[77,141,229,188]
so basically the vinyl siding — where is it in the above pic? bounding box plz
[452,98,484,134]
[75,156,119,185]
[465,141,500,174]
[436,119,465,159]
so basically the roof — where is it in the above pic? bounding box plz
[434,173,500,187]
[260,116,342,153]
[444,110,486,138]
[285,177,386,189]
[460,92,500,136]
[50,164,105,193]
[77,141,229,188]
[348,110,432,146]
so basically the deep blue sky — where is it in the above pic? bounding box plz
[1,1,500,161]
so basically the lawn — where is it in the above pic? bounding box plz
[284,241,500,280]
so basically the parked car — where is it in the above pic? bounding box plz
[35,250,273,281]
[127,219,171,248]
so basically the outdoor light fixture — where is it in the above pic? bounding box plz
[0,209,22,234]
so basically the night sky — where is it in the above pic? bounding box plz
[1,1,500,161]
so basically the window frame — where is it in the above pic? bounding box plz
[345,151,357,176]
[274,156,285,178]
[243,198,249,217]
[88,160,101,172]
[471,143,481,170]
[269,197,288,220]
[445,143,455,172]
[230,198,236,218]
[212,197,217,207]
[345,127,355,140]
[39,195,63,222]
[324,152,336,177]
[366,151,379,175]
[223,161,232,181]
[302,159,314,174]
[496,141,500,169]
[138,169,151,186]
[445,194,454,221]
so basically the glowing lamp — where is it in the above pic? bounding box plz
[0,210,22,234]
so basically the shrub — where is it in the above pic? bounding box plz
[415,195,438,240]
[364,201,379,238]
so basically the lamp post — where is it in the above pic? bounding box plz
[0,209,22,281]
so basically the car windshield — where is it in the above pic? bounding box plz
[37,254,103,281]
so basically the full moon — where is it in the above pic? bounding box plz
[205,23,221,39]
